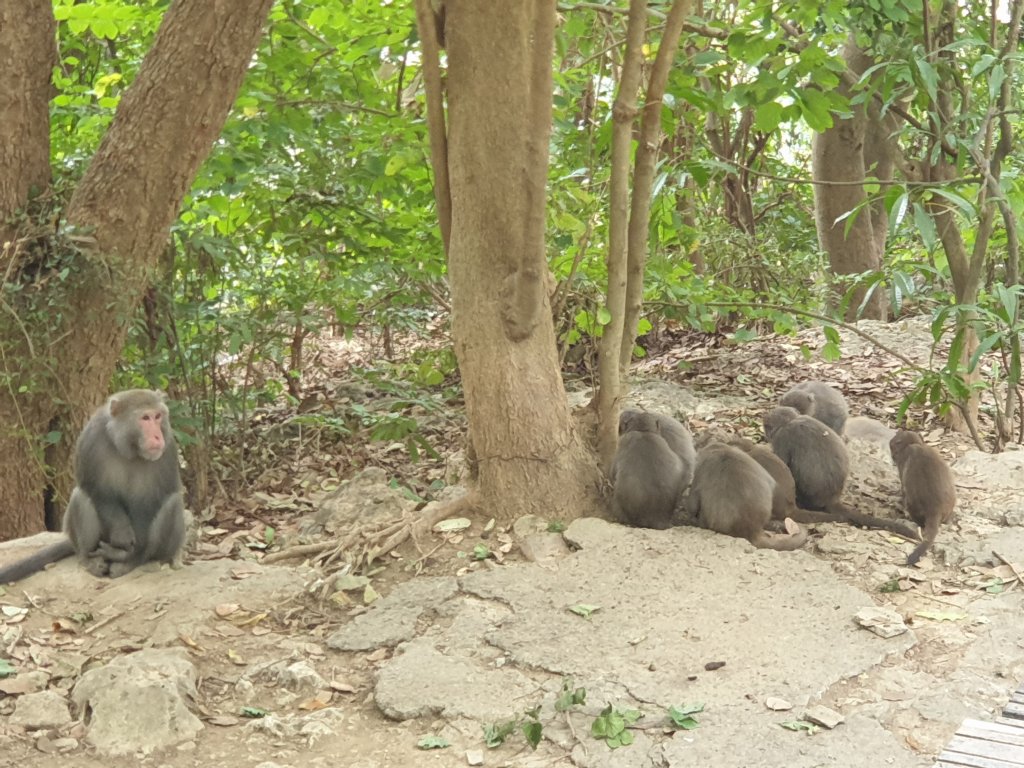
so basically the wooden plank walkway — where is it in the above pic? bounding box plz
[934,683,1024,767]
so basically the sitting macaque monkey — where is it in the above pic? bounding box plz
[889,429,956,566]
[0,390,186,582]
[685,442,807,551]
[619,408,696,487]
[779,381,848,435]
[764,407,919,540]
[610,410,690,529]
[725,436,836,527]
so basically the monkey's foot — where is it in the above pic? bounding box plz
[83,555,113,577]
[106,561,138,578]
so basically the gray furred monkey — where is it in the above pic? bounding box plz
[610,411,689,529]
[0,390,186,582]
[779,381,848,435]
[685,441,807,551]
[724,436,837,526]
[889,429,956,566]
[619,408,696,487]
[764,406,919,540]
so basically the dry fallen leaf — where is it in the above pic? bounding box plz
[215,603,240,618]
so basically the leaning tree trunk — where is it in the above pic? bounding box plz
[812,37,890,321]
[0,0,274,540]
[442,1,603,523]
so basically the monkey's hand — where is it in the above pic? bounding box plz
[105,522,137,556]
[95,541,133,562]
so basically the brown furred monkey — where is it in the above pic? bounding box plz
[0,390,186,583]
[779,381,849,435]
[611,411,689,529]
[686,442,807,550]
[889,430,956,566]
[764,407,919,540]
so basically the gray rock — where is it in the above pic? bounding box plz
[10,690,72,729]
[326,576,459,651]
[71,648,202,756]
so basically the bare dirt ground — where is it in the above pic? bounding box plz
[1,318,1023,768]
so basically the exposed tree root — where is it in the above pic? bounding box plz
[261,491,480,575]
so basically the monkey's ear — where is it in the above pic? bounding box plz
[107,393,127,418]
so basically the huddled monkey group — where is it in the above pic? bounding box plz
[612,381,958,566]
[0,389,186,584]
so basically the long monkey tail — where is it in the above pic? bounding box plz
[0,539,75,584]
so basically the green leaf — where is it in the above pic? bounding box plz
[780,720,819,733]
[754,101,784,132]
[915,59,939,102]
[521,720,543,749]
[240,706,268,718]
[417,735,450,750]
[483,720,517,748]
[667,702,704,730]
[797,89,833,132]
[568,604,601,618]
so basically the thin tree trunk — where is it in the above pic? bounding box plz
[443,0,602,523]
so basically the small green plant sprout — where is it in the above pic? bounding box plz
[240,706,268,718]
[521,706,543,750]
[547,520,567,533]
[667,703,704,730]
[417,734,450,750]
[483,719,518,748]
[472,543,491,560]
[568,603,601,619]
[591,703,643,748]
[554,678,587,712]
[780,720,819,734]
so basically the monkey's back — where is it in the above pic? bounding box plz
[611,432,686,530]
[769,416,847,509]
[689,446,774,538]
[898,444,956,527]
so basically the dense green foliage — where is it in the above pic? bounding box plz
[43,0,1024,444]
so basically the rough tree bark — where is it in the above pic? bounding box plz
[0,0,274,540]
[430,0,603,522]
[812,36,891,321]
[0,1,59,536]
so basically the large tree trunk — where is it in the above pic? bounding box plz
[812,37,890,321]
[444,1,603,523]
[0,1,59,536]
[0,0,274,540]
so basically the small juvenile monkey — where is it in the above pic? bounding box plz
[611,411,688,529]
[685,442,807,551]
[779,381,849,435]
[619,408,696,487]
[764,407,919,540]
[889,430,956,566]
[0,390,186,583]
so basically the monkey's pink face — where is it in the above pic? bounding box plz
[138,409,166,461]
